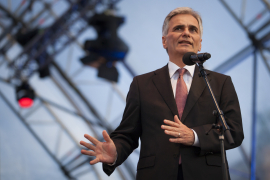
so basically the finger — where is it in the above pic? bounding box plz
[80,141,96,150]
[161,125,179,132]
[174,115,182,124]
[90,158,100,165]
[163,119,180,127]
[84,134,99,145]
[169,138,182,143]
[81,149,96,156]
[102,130,112,143]
[164,130,181,138]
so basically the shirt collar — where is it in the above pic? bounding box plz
[168,60,195,78]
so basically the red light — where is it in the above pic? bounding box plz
[39,19,45,25]
[21,0,26,5]
[18,97,34,108]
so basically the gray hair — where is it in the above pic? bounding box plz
[162,7,203,37]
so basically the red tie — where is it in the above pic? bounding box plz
[175,68,188,121]
[175,68,188,164]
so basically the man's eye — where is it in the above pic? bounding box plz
[175,27,183,31]
[190,28,197,33]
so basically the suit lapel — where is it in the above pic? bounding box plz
[152,64,179,117]
[181,65,211,123]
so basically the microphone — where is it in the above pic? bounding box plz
[183,52,211,65]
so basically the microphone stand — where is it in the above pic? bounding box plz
[197,62,235,180]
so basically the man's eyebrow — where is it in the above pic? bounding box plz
[172,24,199,30]
[189,25,199,30]
[173,25,185,29]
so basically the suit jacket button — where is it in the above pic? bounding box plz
[173,154,178,158]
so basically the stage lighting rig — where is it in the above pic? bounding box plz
[84,12,129,61]
[15,28,50,78]
[80,53,106,68]
[16,82,35,108]
[81,11,129,82]
[98,62,119,82]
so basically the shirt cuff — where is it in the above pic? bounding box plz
[191,129,200,147]
[107,153,118,166]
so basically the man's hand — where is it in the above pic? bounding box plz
[161,115,195,146]
[80,130,117,165]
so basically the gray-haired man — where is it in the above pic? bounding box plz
[80,7,244,180]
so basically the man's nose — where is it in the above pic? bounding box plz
[182,28,190,37]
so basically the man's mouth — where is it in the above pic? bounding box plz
[178,40,192,45]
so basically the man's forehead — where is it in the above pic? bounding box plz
[169,14,199,27]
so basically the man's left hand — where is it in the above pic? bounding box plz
[161,115,195,146]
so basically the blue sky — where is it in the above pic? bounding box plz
[0,0,270,179]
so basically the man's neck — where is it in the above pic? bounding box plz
[169,55,185,68]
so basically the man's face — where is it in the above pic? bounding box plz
[162,14,202,57]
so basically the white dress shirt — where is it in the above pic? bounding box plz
[168,61,200,147]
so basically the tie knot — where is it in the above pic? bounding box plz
[178,68,186,76]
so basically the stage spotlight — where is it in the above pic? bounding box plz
[81,12,128,82]
[16,82,35,108]
[80,54,119,82]
[15,28,40,46]
[80,53,106,68]
[84,13,129,61]
[15,28,50,78]
[98,63,119,82]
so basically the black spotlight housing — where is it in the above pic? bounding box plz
[15,28,40,46]
[98,63,119,82]
[16,82,35,108]
[80,53,106,68]
[15,28,50,78]
[80,53,100,64]
[84,13,129,62]
[81,12,129,82]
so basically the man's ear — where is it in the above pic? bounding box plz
[198,38,202,52]
[162,36,167,49]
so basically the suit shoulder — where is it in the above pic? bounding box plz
[206,69,230,79]
[134,65,167,80]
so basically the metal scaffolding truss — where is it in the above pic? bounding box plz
[0,0,137,179]
[216,0,270,180]
[0,0,270,180]
[215,0,270,74]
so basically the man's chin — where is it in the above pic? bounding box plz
[177,49,196,55]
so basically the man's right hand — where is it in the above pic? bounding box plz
[80,130,117,165]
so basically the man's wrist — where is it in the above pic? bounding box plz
[191,129,200,147]
[107,153,118,166]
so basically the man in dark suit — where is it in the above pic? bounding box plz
[80,7,244,180]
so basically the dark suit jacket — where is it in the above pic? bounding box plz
[103,64,244,180]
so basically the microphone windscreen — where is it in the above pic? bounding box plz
[183,52,196,65]
[203,53,211,60]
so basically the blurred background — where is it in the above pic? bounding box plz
[0,0,270,179]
